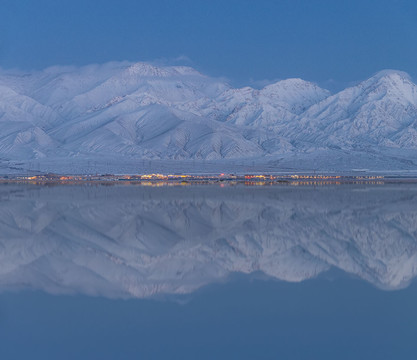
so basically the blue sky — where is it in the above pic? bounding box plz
[2,0,417,89]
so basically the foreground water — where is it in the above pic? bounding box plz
[0,183,417,359]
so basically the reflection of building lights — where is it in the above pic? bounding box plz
[0,172,390,185]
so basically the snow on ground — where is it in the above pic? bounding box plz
[0,63,417,173]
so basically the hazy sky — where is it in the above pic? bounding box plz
[2,0,417,88]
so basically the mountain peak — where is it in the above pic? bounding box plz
[262,78,329,95]
[125,62,172,77]
[261,78,330,113]
[353,69,417,104]
[359,69,414,91]
[371,69,411,82]
[264,77,316,89]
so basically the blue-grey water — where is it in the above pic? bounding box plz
[0,183,417,359]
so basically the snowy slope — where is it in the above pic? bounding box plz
[0,63,417,172]
[294,70,417,149]
[0,84,61,159]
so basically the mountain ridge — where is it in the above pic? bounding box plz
[0,62,416,173]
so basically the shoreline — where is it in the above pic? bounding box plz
[1,173,416,186]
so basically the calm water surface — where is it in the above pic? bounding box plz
[0,183,417,359]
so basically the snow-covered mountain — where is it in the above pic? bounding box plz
[0,62,417,173]
[294,70,417,149]
[0,184,417,298]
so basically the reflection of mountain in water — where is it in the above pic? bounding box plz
[0,184,417,297]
